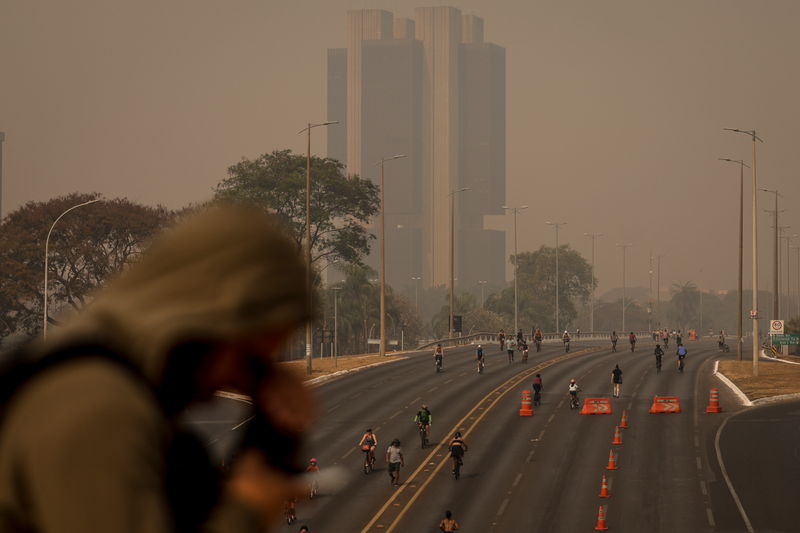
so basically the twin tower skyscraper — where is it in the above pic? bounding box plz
[327,6,506,293]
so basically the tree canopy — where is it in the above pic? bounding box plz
[214,150,380,266]
[0,193,174,334]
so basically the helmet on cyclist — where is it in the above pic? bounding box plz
[478,344,482,348]
[536,373,540,377]
[310,458,317,464]
[422,404,427,409]
[570,379,576,383]
[455,432,462,438]
[366,428,372,433]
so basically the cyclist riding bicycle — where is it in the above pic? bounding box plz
[498,330,506,351]
[449,432,468,473]
[521,340,529,361]
[306,458,320,495]
[569,379,582,407]
[534,328,543,350]
[677,343,687,370]
[718,331,725,352]
[516,329,524,344]
[662,329,669,348]
[359,428,377,460]
[434,344,444,369]
[532,373,543,403]
[475,345,485,373]
[562,330,570,351]
[654,344,664,369]
[414,404,432,442]
[676,330,682,345]
[610,331,618,350]
[576,327,580,339]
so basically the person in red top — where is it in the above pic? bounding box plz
[305,458,319,497]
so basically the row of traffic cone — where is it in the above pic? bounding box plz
[595,411,629,529]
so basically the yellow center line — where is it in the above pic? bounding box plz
[359,345,606,533]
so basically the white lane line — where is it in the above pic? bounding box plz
[342,447,356,459]
[631,392,637,398]
[444,379,453,384]
[232,415,255,431]
[607,477,613,489]
[715,415,755,532]
[700,481,707,495]
[389,410,403,419]
[627,402,633,410]
[428,387,438,392]
[558,401,564,408]
[525,451,534,462]
[513,473,522,486]
[460,373,467,376]
[695,436,700,447]
[373,427,381,432]
[411,397,421,404]
[351,392,363,399]
[497,499,509,516]
[371,383,381,388]
[547,414,555,423]
[327,405,341,413]
[707,509,715,527]
[696,457,702,470]
[537,430,545,441]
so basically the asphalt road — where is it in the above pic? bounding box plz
[182,336,796,532]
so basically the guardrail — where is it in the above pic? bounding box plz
[418,331,653,351]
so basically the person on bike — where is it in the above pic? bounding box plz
[475,344,485,373]
[576,327,580,339]
[654,344,664,370]
[305,459,320,496]
[611,364,623,398]
[562,330,571,351]
[520,339,529,362]
[449,432,467,472]
[718,331,725,352]
[359,428,377,460]
[629,332,636,351]
[300,526,309,533]
[440,510,459,532]
[498,329,506,351]
[434,344,444,369]
[414,404,432,442]
[386,439,404,485]
[506,337,516,362]
[610,331,618,351]
[532,373,543,403]
[662,329,669,348]
[676,330,682,345]
[569,379,582,407]
[677,343,687,370]
[534,328,544,350]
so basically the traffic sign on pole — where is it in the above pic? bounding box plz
[770,320,785,334]
[771,334,798,346]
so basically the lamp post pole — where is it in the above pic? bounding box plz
[374,155,406,357]
[780,233,797,323]
[332,286,341,368]
[299,120,338,375]
[479,280,487,306]
[700,269,705,335]
[546,222,567,333]
[43,198,100,339]
[504,206,528,336]
[758,188,781,321]
[792,245,800,319]
[616,244,633,334]
[448,188,469,339]
[584,233,603,333]
[412,277,421,308]
[657,254,666,331]
[725,128,762,376]
[719,158,748,360]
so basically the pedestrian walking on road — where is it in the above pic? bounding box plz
[611,364,623,398]
[387,439,404,485]
[440,511,459,532]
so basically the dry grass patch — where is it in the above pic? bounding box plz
[718,360,800,400]
[280,354,406,382]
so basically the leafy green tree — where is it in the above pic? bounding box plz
[0,193,174,336]
[214,150,380,266]
[462,307,505,336]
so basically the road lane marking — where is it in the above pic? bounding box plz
[497,499,509,515]
[707,509,715,526]
[537,430,545,440]
[411,397,421,404]
[389,411,403,419]
[327,405,341,413]
[700,481,707,495]
[627,402,632,410]
[232,415,255,431]
[696,457,702,469]
[525,451,534,462]
[460,373,467,376]
[715,415,755,532]
[444,379,453,384]
[342,448,356,459]
[513,473,522,486]
[428,387,438,392]
[558,401,564,408]
[695,436,699,447]
[351,392,363,399]
[607,477,613,489]
[547,414,555,423]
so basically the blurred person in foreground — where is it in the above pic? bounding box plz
[0,207,316,533]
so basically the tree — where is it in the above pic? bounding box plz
[431,292,476,339]
[214,150,380,267]
[670,280,700,333]
[0,193,174,335]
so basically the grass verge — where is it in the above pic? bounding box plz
[718,360,800,400]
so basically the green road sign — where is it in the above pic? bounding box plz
[771,334,799,346]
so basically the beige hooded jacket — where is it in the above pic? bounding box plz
[0,207,308,533]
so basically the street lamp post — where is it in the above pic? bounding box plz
[616,244,633,333]
[759,188,781,321]
[792,245,800,319]
[546,222,567,333]
[332,286,341,368]
[780,233,797,323]
[583,233,603,333]
[725,127,762,376]
[299,120,338,375]
[479,280,487,307]
[43,198,100,339]
[700,269,705,336]
[657,254,666,331]
[448,188,469,339]
[719,158,748,361]
[504,206,528,336]
[412,277,421,308]
[374,155,406,357]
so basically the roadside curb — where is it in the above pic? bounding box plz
[713,359,800,407]
[304,355,410,387]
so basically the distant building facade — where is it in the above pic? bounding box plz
[327,7,506,292]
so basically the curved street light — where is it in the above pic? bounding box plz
[504,206,528,337]
[44,199,100,339]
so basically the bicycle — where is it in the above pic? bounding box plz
[570,394,579,410]
[453,456,462,480]
[564,341,570,353]
[611,341,617,352]
[630,342,635,353]
[362,446,375,474]
[435,357,442,373]
[656,357,662,372]
[522,349,528,363]
[477,359,484,374]
[309,478,318,499]
[533,389,541,406]
[535,338,542,352]
[722,343,730,353]
[284,501,296,525]
[678,358,685,372]
[419,423,429,448]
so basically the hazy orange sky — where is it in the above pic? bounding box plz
[2,1,799,299]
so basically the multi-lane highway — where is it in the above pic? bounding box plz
[186,336,796,532]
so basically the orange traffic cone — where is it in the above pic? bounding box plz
[606,449,618,470]
[612,426,622,445]
[620,411,629,428]
[599,475,610,498]
[519,390,533,416]
[594,506,609,530]
[706,388,722,413]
